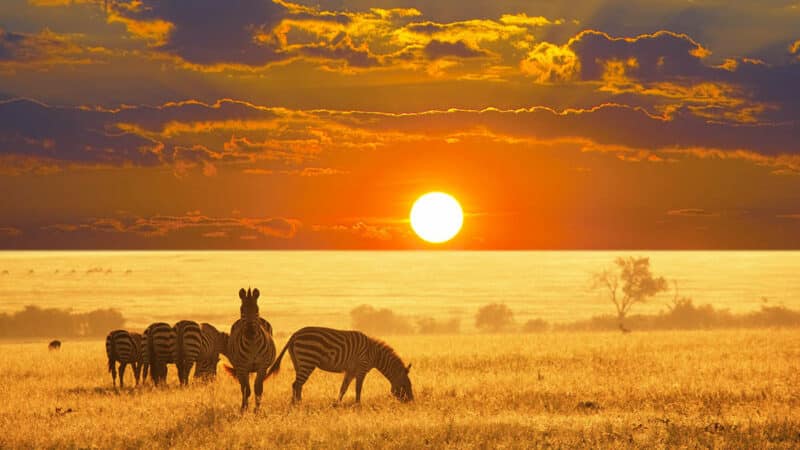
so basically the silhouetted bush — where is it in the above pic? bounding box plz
[350,304,414,335]
[475,303,515,333]
[522,318,550,333]
[417,317,461,334]
[559,299,800,331]
[0,305,125,338]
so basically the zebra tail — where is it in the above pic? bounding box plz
[265,339,290,379]
[106,337,115,373]
[222,364,236,378]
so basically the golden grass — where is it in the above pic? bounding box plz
[1,330,799,448]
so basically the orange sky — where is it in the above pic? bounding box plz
[0,0,799,248]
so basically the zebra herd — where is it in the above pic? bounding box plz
[105,287,414,412]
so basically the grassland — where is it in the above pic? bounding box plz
[1,330,798,449]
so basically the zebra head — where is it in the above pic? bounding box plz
[239,288,263,337]
[239,287,261,319]
[391,363,414,402]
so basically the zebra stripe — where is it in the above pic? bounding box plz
[266,326,413,403]
[105,329,143,389]
[226,287,276,412]
[194,323,229,379]
[143,322,176,386]
[174,320,202,386]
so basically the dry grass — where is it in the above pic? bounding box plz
[1,330,799,448]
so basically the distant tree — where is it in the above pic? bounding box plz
[522,318,549,333]
[417,317,461,334]
[475,303,515,333]
[350,305,414,335]
[591,256,668,331]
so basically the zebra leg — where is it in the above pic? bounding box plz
[237,371,251,412]
[142,363,149,384]
[338,373,354,403]
[133,362,141,386]
[254,368,266,413]
[354,374,366,403]
[110,360,118,388]
[292,365,314,403]
[119,362,128,389]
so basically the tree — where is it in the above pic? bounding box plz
[475,303,515,333]
[591,256,668,331]
[350,304,414,335]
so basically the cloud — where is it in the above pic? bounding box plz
[0,227,22,237]
[667,208,719,217]
[311,221,402,241]
[423,40,491,60]
[109,0,291,67]
[2,98,799,176]
[0,28,107,72]
[520,29,800,124]
[42,213,301,239]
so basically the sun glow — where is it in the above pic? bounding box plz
[410,192,463,243]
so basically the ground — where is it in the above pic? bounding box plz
[0,330,798,448]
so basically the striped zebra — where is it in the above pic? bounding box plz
[174,320,202,385]
[224,288,276,412]
[266,327,413,403]
[194,323,229,380]
[142,322,176,386]
[105,330,143,389]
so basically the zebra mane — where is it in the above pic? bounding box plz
[370,337,405,367]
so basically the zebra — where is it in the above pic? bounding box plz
[224,288,276,412]
[173,320,203,386]
[105,330,143,389]
[194,323,229,380]
[142,322,176,386]
[266,327,413,404]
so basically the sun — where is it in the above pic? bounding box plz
[410,192,463,244]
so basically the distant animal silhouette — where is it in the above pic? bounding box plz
[142,322,176,386]
[224,288,276,413]
[173,320,202,386]
[105,330,143,389]
[194,323,229,380]
[48,340,61,351]
[266,327,413,404]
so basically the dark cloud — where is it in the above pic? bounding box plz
[2,97,799,176]
[524,29,800,123]
[570,30,710,81]
[42,213,301,239]
[423,39,490,60]
[0,98,160,168]
[297,33,381,68]
[667,208,719,217]
[0,227,22,237]
[110,0,291,66]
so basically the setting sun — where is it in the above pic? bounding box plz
[410,192,463,243]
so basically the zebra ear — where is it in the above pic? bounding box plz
[252,288,260,301]
[406,363,412,373]
[239,288,247,301]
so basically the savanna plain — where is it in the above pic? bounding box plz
[1,330,798,449]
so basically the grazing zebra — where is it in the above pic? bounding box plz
[105,330,143,389]
[174,320,203,385]
[266,327,413,403]
[48,340,61,351]
[194,323,229,380]
[142,322,176,386]
[224,288,276,412]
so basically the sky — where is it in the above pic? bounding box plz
[0,0,799,249]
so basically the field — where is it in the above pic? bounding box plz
[1,330,799,449]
